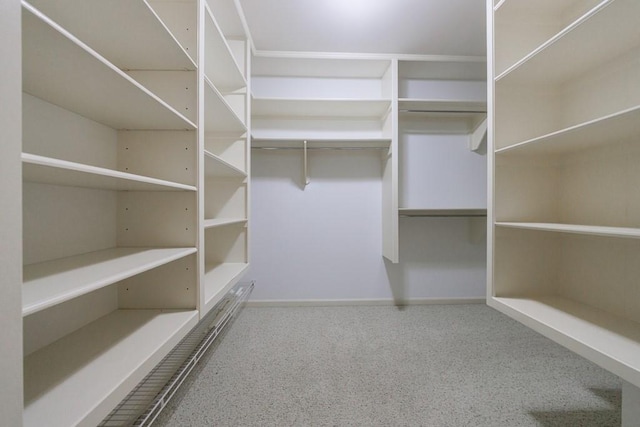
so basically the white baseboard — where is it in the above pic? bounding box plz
[245,297,486,308]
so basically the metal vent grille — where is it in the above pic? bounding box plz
[99,281,254,426]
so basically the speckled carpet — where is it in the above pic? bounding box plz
[153,305,621,426]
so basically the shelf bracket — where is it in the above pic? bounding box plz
[303,140,310,188]
[469,117,487,152]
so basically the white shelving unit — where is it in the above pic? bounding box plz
[396,59,488,261]
[251,55,393,144]
[488,0,640,418]
[200,0,251,319]
[16,0,251,424]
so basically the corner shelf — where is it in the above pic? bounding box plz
[22,153,196,192]
[22,3,195,130]
[23,247,197,317]
[490,296,640,388]
[23,309,198,427]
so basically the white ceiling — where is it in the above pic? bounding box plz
[238,0,486,57]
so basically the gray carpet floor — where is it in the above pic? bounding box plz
[153,305,621,426]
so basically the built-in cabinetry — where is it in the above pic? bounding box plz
[250,54,487,263]
[17,0,250,425]
[396,59,488,261]
[488,0,640,413]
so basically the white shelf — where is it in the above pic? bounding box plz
[251,137,391,149]
[204,77,247,133]
[204,263,249,313]
[22,4,196,130]
[23,247,197,317]
[24,0,195,70]
[204,4,246,91]
[398,60,486,81]
[252,98,391,119]
[496,0,640,85]
[252,56,391,78]
[22,153,196,192]
[206,0,246,38]
[399,99,486,113]
[496,222,640,239]
[496,105,640,155]
[399,208,487,217]
[23,309,198,427]
[490,296,640,388]
[203,218,247,229]
[399,111,486,134]
[204,150,247,178]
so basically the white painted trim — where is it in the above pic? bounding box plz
[245,298,485,307]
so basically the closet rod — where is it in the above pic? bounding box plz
[399,109,486,114]
[251,147,387,151]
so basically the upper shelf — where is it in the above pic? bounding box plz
[252,98,391,119]
[22,4,196,130]
[252,137,391,149]
[204,150,247,178]
[24,0,195,70]
[23,247,197,317]
[252,56,391,78]
[22,153,196,192]
[496,105,640,156]
[398,59,486,81]
[204,4,246,91]
[496,0,640,85]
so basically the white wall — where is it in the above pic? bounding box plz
[246,149,486,303]
[0,0,23,422]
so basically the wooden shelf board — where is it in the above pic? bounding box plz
[205,0,246,38]
[251,137,391,149]
[204,150,247,178]
[496,0,639,85]
[203,218,247,229]
[490,296,640,388]
[399,208,487,217]
[203,77,247,133]
[22,153,196,192]
[252,56,391,78]
[496,105,640,156]
[204,263,249,314]
[204,4,246,91]
[252,98,391,119]
[496,222,640,239]
[24,309,198,427]
[22,5,195,130]
[25,0,195,70]
[23,247,197,316]
[399,99,486,113]
[398,60,487,81]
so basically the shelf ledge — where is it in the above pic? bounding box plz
[23,247,197,316]
[399,208,487,217]
[496,222,640,239]
[22,153,196,192]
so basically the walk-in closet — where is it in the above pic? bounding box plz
[1,0,638,425]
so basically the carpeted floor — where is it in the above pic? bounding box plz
[153,305,621,426]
